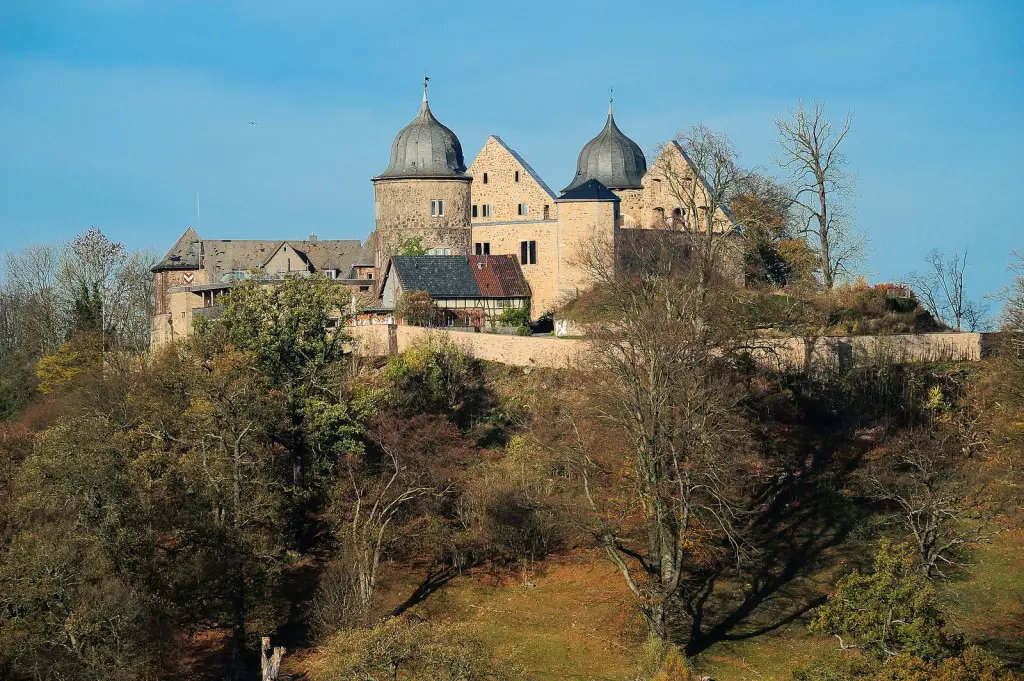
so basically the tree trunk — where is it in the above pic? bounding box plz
[261,637,285,681]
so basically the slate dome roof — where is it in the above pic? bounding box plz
[562,103,646,193]
[376,88,468,179]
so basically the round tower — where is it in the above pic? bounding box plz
[372,82,472,274]
[562,97,646,226]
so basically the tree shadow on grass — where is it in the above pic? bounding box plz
[680,381,882,656]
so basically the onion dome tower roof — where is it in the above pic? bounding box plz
[562,98,646,193]
[375,81,468,180]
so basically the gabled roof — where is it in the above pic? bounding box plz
[155,231,371,280]
[388,255,530,299]
[655,142,738,230]
[468,255,531,298]
[390,256,480,298]
[489,136,557,199]
[153,226,203,272]
[556,178,620,202]
[260,241,313,269]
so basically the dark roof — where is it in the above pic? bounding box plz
[391,256,480,297]
[557,178,621,202]
[391,255,530,299]
[468,256,531,298]
[153,226,202,271]
[562,106,647,192]
[154,227,373,280]
[375,92,468,180]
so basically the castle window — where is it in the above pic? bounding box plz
[514,170,520,182]
[472,204,479,218]
[543,204,550,219]
[654,207,665,222]
[482,204,493,218]
[483,172,489,184]
[475,242,491,255]
[443,248,451,255]
[520,240,537,265]
[517,203,528,216]
[430,199,444,217]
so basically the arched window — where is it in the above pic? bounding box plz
[654,207,666,224]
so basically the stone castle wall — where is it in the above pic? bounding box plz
[372,177,473,272]
[350,325,989,371]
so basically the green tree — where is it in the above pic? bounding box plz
[396,235,427,256]
[206,275,353,512]
[810,540,962,660]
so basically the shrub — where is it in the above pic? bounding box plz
[310,617,518,681]
[515,325,532,336]
[382,334,486,425]
[396,290,439,326]
[496,306,531,328]
[810,540,962,661]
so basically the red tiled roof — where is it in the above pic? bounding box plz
[467,255,531,298]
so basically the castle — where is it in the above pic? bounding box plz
[151,83,734,346]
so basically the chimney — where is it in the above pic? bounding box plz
[309,232,318,242]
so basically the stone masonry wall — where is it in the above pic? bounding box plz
[471,220,558,317]
[555,200,618,302]
[350,325,987,372]
[467,136,557,224]
[372,177,472,273]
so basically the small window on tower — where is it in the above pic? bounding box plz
[483,242,490,255]
[482,204,493,218]
[430,200,437,216]
[472,204,478,218]
[437,199,444,216]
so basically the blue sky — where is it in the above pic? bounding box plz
[1,0,1021,305]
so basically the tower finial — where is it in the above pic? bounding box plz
[423,75,430,104]
[609,86,614,115]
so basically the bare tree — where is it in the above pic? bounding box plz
[776,100,866,288]
[995,249,1024,332]
[906,248,986,331]
[858,427,994,578]
[651,125,748,297]
[2,244,65,356]
[565,233,755,640]
[338,417,448,617]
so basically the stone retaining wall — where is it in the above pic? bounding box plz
[349,326,997,371]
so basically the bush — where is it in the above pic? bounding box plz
[810,540,962,661]
[515,325,532,336]
[310,617,518,681]
[382,334,486,425]
[496,306,531,328]
[310,562,363,638]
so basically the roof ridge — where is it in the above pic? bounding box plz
[489,136,558,200]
